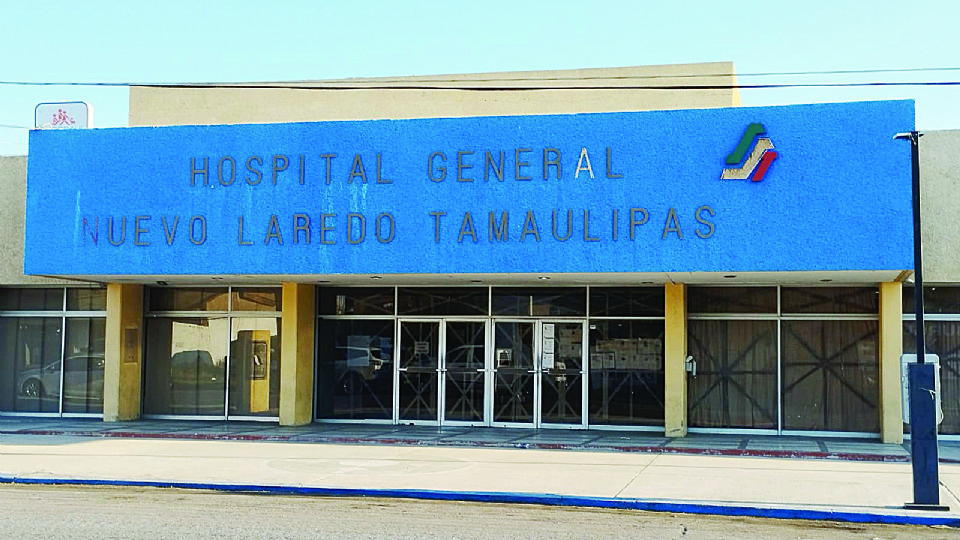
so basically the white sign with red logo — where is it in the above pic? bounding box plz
[35,102,93,129]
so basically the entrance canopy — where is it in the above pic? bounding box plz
[25,101,915,281]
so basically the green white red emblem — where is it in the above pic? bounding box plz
[722,123,778,181]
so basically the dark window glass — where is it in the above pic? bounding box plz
[492,288,586,316]
[492,321,535,423]
[148,288,228,312]
[66,289,107,311]
[397,287,487,316]
[318,287,394,315]
[688,287,777,314]
[444,321,486,422]
[62,318,106,414]
[687,320,777,429]
[590,287,664,317]
[589,320,665,426]
[781,287,878,314]
[0,288,62,311]
[903,286,960,314]
[316,319,394,420]
[231,288,282,312]
[541,321,585,425]
[904,321,960,434]
[143,317,228,416]
[781,320,879,432]
[0,317,63,412]
[398,321,440,421]
[228,318,281,417]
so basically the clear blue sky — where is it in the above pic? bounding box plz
[3,0,959,155]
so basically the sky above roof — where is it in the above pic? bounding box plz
[2,0,958,155]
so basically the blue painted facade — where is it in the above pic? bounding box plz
[25,100,914,277]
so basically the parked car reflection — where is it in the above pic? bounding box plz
[17,355,105,403]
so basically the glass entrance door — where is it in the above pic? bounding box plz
[397,320,487,425]
[442,321,487,424]
[492,321,535,425]
[539,321,585,427]
[397,321,440,423]
[491,320,586,427]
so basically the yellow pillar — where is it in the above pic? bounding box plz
[664,283,688,437]
[879,281,904,443]
[280,283,316,426]
[103,283,143,422]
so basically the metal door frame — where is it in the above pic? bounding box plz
[394,318,491,427]
[394,318,443,426]
[439,319,490,427]
[489,318,587,428]
[489,319,537,428]
[538,319,589,430]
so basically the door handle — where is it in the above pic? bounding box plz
[398,367,408,372]
[684,356,697,378]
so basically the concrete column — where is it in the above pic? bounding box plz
[664,283,688,437]
[280,283,316,426]
[879,281,904,443]
[103,283,143,422]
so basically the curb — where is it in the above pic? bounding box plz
[1,476,957,528]
[2,428,934,463]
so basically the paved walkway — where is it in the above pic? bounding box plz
[1,418,959,527]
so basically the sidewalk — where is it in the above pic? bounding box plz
[1,418,959,527]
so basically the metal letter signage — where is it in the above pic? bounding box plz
[25,100,915,278]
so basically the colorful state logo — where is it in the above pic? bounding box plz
[721,123,778,181]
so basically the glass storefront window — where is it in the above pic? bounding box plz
[318,287,394,315]
[589,287,664,317]
[781,320,879,432]
[588,320,665,426]
[62,318,106,414]
[231,288,282,312]
[397,287,487,316]
[228,317,281,417]
[66,289,107,311]
[688,320,777,429]
[143,317,228,416]
[0,317,63,413]
[0,288,63,311]
[904,321,960,434]
[492,288,586,316]
[143,287,282,419]
[688,287,777,314]
[148,287,228,312]
[781,287,878,314]
[0,288,107,417]
[316,319,394,420]
[903,286,960,315]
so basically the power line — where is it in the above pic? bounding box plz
[130,81,960,91]
[2,65,960,88]
[2,81,958,92]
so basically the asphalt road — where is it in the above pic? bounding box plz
[0,484,953,539]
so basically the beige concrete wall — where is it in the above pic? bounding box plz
[664,283,687,437]
[279,282,316,426]
[103,283,143,421]
[0,156,71,285]
[130,62,739,126]
[920,130,960,283]
[878,281,904,443]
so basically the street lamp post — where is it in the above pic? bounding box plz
[895,131,946,511]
